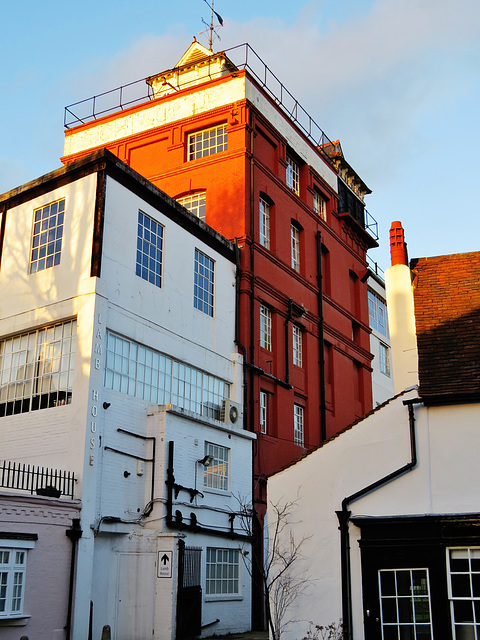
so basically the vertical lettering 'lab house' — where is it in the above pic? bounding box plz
[0,150,254,640]
[61,40,379,626]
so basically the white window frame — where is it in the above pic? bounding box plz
[368,290,389,337]
[378,568,433,639]
[260,305,272,351]
[313,191,327,220]
[292,325,303,367]
[203,442,229,491]
[447,547,480,639]
[260,391,267,434]
[177,192,206,220]
[0,320,76,418]
[0,538,35,619]
[291,224,300,273]
[30,198,65,274]
[259,197,270,249]
[379,343,390,376]
[286,156,299,195]
[188,124,227,161]
[294,404,304,446]
[205,548,240,596]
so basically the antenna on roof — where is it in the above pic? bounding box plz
[200,0,224,51]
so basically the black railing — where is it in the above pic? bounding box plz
[365,209,379,241]
[367,254,385,280]
[64,42,332,150]
[0,460,76,499]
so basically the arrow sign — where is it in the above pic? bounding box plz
[158,551,173,578]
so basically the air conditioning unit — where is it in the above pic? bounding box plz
[220,399,242,426]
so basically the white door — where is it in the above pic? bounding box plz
[115,552,155,640]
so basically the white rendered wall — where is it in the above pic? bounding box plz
[268,390,480,640]
[368,275,395,406]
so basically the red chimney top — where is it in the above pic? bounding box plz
[390,221,408,266]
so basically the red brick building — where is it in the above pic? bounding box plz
[62,41,378,626]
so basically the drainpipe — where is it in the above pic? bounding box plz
[249,107,256,437]
[65,518,82,640]
[284,300,294,384]
[336,400,419,639]
[316,231,327,442]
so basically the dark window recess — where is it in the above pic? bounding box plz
[338,181,365,228]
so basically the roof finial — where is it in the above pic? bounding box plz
[200,0,224,51]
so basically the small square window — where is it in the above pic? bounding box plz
[30,199,65,273]
[194,249,214,317]
[136,211,164,288]
[177,192,206,220]
[188,125,227,161]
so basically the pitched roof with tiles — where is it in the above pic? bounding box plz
[411,252,480,402]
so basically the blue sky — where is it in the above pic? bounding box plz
[2,0,479,270]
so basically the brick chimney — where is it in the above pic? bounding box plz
[385,222,418,393]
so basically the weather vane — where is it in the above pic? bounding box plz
[199,0,224,51]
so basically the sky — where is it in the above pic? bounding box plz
[1,0,480,271]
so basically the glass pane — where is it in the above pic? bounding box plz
[396,571,412,597]
[414,598,431,623]
[398,597,413,623]
[382,598,398,623]
[412,570,429,595]
[383,627,399,640]
[454,626,475,640]
[452,574,472,598]
[454,600,474,623]
[399,625,414,640]
[415,627,432,639]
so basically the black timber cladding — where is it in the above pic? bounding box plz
[0,148,236,270]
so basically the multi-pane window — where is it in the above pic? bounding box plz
[313,191,327,220]
[379,343,390,376]
[259,197,270,249]
[136,211,164,288]
[260,305,272,351]
[292,325,303,367]
[368,290,389,337]
[0,548,27,617]
[378,568,433,639]
[206,548,239,595]
[194,249,215,317]
[30,198,65,273]
[0,320,76,418]
[294,404,304,446]
[260,391,267,434]
[448,547,480,639]
[177,192,206,220]
[104,332,229,419]
[204,443,229,491]
[286,156,299,195]
[188,124,227,161]
[291,224,300,272]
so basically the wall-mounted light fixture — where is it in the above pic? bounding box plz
[197,454,214,467]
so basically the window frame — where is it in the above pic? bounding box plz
[260,390,267,434]
[259,197,271,249]
[0,538,35,619]
[447,546,480,639]
[286,156,300,195]
[260,305,272,351]
[194,249,215,317]
[0,320,76,418]
[292,325,303,368]
[379,342,390,377]
[203,442,230,492]
[188,124,228,161]
[136,210,164,288]
[294,403,304,446]
[291,224,301,273]
[177,192,206,220]
[368,290,389,337]
[205,547,240,596]
[30,198,65,274]
[313,190,327,221]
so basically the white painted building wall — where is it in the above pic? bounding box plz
[267,389,480,640]
[367,272,395,406]
[0,156,253,640]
